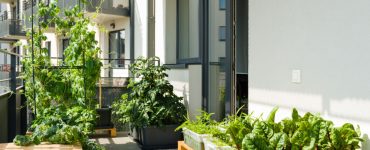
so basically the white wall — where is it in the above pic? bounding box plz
[249,0,370,148]
[134,0,148,58]
[154,0,177,64]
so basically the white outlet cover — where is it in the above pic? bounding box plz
[292,70,301,83]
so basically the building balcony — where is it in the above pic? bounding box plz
[23,0,55,31]
[58,0,130,22]
[0,11,26,40]
[22,0,130,29]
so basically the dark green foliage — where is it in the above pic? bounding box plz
[81,140,105,150]
[29,106,96,144]
[13,135,33,146]
[112,57,186,128]
[15,0,103,149]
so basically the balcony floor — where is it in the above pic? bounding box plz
[90,132,140,150]
[90,132,176,150]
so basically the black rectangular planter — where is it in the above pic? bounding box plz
[135,125,182,150]
[96,108,114,129]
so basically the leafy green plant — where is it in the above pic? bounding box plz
[176,111,217,134]
[112,57,186,128]
[13,135,33,146]
[240,107,363,150]
[225,112,256,149]
[185,107,363,150]
[14,1,103,149]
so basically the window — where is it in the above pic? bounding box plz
[109,30,125,67]
[177,0,200,63]
[45,41,51,57]
[219,0,226,10]
[62,39,69,60]
[219,26,226,41]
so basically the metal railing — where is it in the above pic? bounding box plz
[58,0,130,16]
[37,56,160,86]
[0,11,22,22]
[0,48,26,142]
[0,49,23,94]
[0,10,26,37]
[23,0,37,11]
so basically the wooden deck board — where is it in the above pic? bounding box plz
[0,142,82,150]
[178,141,193,150]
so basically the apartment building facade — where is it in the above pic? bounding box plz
[0,0,248,120]
[1,0,369,147]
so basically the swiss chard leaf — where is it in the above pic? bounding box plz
[242,133,271,150]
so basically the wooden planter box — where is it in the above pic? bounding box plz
[0,142,82,150]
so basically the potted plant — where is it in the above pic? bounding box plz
[176,111,217,150]
[112,57,186,149]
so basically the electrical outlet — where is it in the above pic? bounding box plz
[292,70,301,83]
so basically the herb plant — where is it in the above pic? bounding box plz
[176,111,217,134]
[14,1,103,149]
[112,57,186,128]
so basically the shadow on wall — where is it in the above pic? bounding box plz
[183,85,189,113]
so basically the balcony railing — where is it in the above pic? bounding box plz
[23,0,37,11]
[23,0,55,29]
[0,11,26,38]
[58,0,130,17]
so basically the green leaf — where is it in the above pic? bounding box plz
[292,108,299,121]
[242,133,271,150]
[266,106,279,123]
[269,132,288,150]
[253,121,274,139]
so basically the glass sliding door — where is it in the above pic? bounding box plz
[109,30,125,68]
[109,30,125,77]
[206,0,249,118]
[235,0,248,113]
[207,0,227,120]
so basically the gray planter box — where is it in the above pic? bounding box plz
[136,125,182,149]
